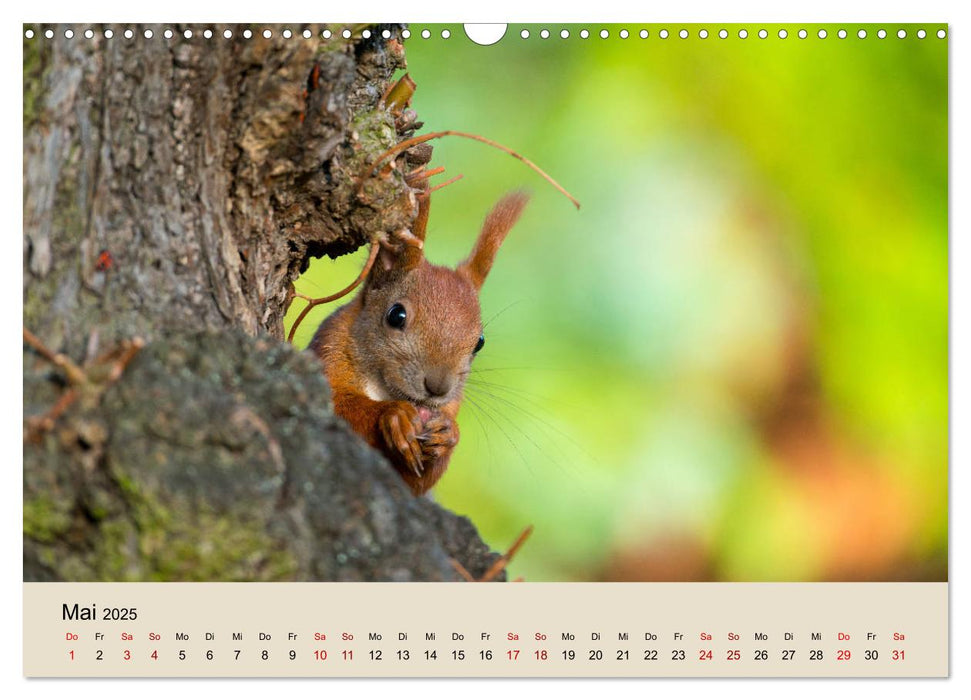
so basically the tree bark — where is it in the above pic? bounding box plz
[23,23,503,582]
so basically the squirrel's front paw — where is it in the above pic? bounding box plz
[416,412,458,462]
[379,402,424,477]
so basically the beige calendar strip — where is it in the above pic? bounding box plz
[23,582,947,677]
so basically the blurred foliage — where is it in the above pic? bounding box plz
[287,24,948,581]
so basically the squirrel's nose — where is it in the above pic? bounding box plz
[424,370,455,398]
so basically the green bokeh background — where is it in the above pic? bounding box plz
[288,24,948,582]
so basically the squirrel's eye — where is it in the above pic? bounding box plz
[474,334,485,354]
[386,303,407,330]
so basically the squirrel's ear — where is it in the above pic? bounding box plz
[370,191,430,284]
[370,229,424,287]
[459,191,530,289]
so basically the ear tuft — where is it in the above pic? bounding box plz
[371,228,424,284]
[459,191,530,289]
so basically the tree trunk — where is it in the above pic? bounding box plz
[23,23,503,582]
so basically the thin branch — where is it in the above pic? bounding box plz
[287,241,381,344]
[429,173,464,193]
[359,130,581,210]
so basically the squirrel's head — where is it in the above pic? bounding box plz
[351,191,529,409]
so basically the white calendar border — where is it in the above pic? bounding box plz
[4,0,965,697]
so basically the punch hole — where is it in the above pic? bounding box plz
[758,29,767,39]
[361,29,370,39]
[778,29,788,39]
[263,29,273,39]
[381,29,391,39]
[305,29,313,39]
[659,29,668,39]
[64,29,74,39]
[699,29,708,39]
[917,29,926,39]
[342,29,351,39]
[520,29,529,39]
[858,29,867,39]
[284,29,294,39]
[85,29,94,39]
[124,29,133,39]
[639,29,648,39]
[560,29,570,39]
[164,29,173,39]
[464,24,507,45]
[937,29,946,38]
[540,29,550,39]
[619,29,629,39]
[203,29,213,39]
[143,29,153,39]
[818,29,827,39]
[798,29,808,39]
[600,29,608,39]
[897,29,906,39]
[184,29,192,39]
[224,29,233,39]
[581,29,590,39]
[679,29,688,39]
[441,29,451,39]
[104,29,113,39]
[24,28,34,39]
[321,29,331,39]
[878,29,887,39]
[401,29,411,39]
[718,29,728,39]
[738,29,748,38]
[838,29,847,39]
[44,29,53,39]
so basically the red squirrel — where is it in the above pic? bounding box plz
[309,190,529,495]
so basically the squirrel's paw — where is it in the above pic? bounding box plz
[416,413,458,462]
[379,402,424,477]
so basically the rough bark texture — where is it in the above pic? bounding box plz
[23,23,503,582]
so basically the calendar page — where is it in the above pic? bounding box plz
[21,20,949,680]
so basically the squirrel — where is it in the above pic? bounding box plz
[309,190,529,495]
